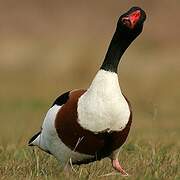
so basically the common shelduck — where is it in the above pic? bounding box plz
[29,7,146,176]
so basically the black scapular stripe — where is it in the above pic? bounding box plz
[51,91,70,107]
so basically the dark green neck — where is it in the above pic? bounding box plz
[100,30,134,73]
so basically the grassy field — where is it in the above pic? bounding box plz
[0,1,180,179]
[0,138,179,179]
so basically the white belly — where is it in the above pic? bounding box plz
[77,70,130,132]
[39,105,93,167]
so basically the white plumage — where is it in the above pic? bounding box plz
[78,70,130,132]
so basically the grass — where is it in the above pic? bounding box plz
[0,138,179,179]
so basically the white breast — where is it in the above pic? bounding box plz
[77,70,130,132]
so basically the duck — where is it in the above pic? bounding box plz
[28,6,146,176]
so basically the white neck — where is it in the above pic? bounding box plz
[87,69,122,95]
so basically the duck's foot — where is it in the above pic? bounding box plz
[112,159,129,176]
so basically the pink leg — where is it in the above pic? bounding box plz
[112,159,129,176]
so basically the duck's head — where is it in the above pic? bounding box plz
[116,7,146,39]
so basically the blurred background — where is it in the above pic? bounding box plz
[0,0,179,147]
